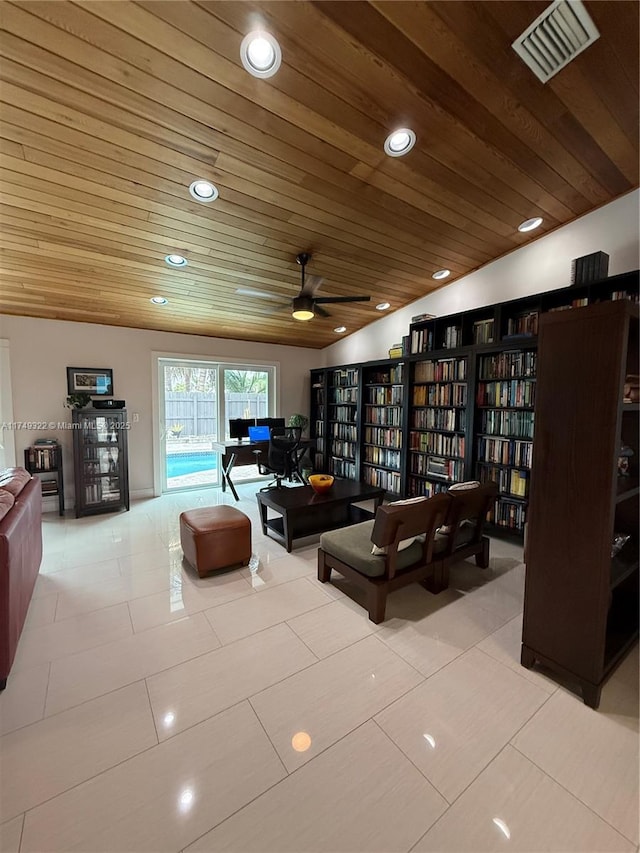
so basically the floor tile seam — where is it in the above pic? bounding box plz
[370,716,453,809]
[0,662,51,740]
[14,619,137,673]
[282,614,326,661]
[52,583,178,623]
[509,741,639,846]
[375,630,466,680]
[6,723,162,827]
[471,645,557,701]
[127,586,257,635]
[142,678,161,747]
[367,631,434,683]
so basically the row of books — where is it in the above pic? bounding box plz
[410,455,465,481]
[331,368,359,387]
[330,407,357,422]
[473,318,495,344]
[410,430,465,457]
[488,497,527,532]
[329,440,356,460]
[362,466,401,494]
[363,446,401,469]
[476,380,536,409]
[329,457,356,479]
[548,297,588,312]
[442,324,462,349]
[505,311,539,337]
[330,424,357,442]
[364,405,402,426]
[407,478,450,498]
[414,357,467,382]
[26,446,59,471]
[413,383,467,407]
[330,388,358,403]
[479,464,529,497]
[367,365,404,384]
[478,351,536,380]
[411,407,465,432]
[364,426,402,448]
[477,437,533,468]
[480,409,535,439]
[41,478,59,495]
[366,386,403,405]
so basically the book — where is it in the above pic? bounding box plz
[34,439,59,445]
[411,312,436,323]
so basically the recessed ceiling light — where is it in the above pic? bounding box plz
[432,269,451,280]
[188,180,218,202]
[518,216,543,232]
[384,128,416,157]
[376,302,390,311]
[150,296,168,305]
[334,326,347,333]
[240,31,282,78]
[164,254,188,267]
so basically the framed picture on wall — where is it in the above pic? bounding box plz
[66,367,114,396]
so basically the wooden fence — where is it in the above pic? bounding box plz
[165,392,268,437]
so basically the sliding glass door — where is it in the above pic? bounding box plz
[160,360,219,491]
[157,358,277,493]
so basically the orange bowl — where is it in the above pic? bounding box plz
[308,474,334,494]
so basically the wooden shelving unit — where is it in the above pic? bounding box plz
[407,354,469,498]
[24,443,64,516]
[327,366,360,481]
[309,368,327,473]
[521,300,639,707]
[360,360,406,497]
[310,269,639,525]
[474,347,536,536]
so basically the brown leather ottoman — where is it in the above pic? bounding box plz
[179,506,252,578]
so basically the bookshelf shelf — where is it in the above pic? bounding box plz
[24,443,64,516]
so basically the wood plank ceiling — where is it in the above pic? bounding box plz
[1,1,638,349]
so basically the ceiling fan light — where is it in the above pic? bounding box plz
[384,128,416,157]
[241,31,282,78]
[189,180,218,202]
[292,296,315,321]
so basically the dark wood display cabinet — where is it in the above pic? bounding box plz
[24,443,64,516]
[72,408,130,518]
[522,300,639,707]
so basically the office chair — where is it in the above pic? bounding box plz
[254,427,304,490]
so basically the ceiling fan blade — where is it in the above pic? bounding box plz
[314,303,331,318]
[300,274,325,298]
[235,287,289,303]
[314,295,371,304]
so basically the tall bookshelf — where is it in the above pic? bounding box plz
[309,368,327,472]
[328,366,360,480]
[360,361,406,497]
[311,268,639,516]
[407,355,469,498]
[522,300,639,707]
[474,347,536,535]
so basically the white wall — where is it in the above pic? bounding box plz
[323,189,640,366]
[0,315,321,500]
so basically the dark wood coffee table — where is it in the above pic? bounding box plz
[256,480,385,552]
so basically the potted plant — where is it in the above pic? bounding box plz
[288,413,309,434]
[169,424,184,438]
[65,392,91,410]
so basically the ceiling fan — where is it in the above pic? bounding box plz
[236,253,371,321]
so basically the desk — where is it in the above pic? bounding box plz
[212,439,312,501]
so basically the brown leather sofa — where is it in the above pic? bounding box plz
[0,468,43,690]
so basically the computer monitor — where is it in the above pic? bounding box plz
[228,418,255,441]
[256,417,286,431]
[248,425,270,442]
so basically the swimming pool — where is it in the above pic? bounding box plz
[166,452,218,478]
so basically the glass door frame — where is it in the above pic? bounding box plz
[152,352,280,496]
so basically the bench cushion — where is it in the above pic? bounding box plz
[320,520,425,578]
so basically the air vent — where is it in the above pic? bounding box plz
[512,0,600,83]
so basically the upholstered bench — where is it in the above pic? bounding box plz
[179,506,251,578]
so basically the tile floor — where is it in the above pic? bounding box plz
[0,483,637,853]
